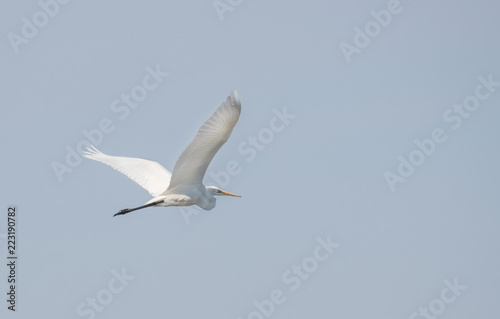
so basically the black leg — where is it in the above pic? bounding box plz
[113,200,163,217]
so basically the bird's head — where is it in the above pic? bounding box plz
[206,186,241,198]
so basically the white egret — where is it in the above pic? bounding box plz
[84,91,242,217]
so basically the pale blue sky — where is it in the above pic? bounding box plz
[1,0,499,318]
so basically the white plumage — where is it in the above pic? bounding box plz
[84,91,242,216]
[83,145,171,197]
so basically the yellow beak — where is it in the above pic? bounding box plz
[220,190,241,197]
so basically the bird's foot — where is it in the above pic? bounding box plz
[114,209,130,217]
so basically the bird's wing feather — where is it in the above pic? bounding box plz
[166,91,241,191]
[83,145,172,197]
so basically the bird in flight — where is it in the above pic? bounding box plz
[84,91,242,217]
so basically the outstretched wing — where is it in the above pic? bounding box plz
[83,145,171,197]
[166,91,241,191]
